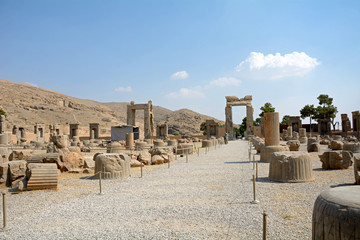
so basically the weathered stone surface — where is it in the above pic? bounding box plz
[269,151,313,182]
[354,153,360,184]
[329,140,343,150]
[51,135,68,149]
[0,162,8,184]
[260,145,289,163]
[287,140,300,151]
[312,186,360,240]
[7,160,27,183]
[202,140,213,148]
[307,138,321,152]
[151,155,164,165]
[68,146,81,153]
[137,151,151,165]
[135,141,149,150]
[26,163,58,190]
[63,152,84,171]
[84,158,95,169]
[319,139,330,145]
[130,159,142,168]
[0,147,9,163]
[154,140,166,147]
[177,143,193,155]
[83,168,92,173]
[299,137,308,144]
[94,153,130,179]
[320,151,352,170]
[167,139,177,146]
[343,142,360,153]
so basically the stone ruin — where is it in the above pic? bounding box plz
[89,123,99,140]
[288,116,302,133]
[127,100,155,139]
[225,95,254,139]
[260,112,289,162]
[206,120,219,139]
[69,123,80,142]
[341,114,351,137]
[156,123,168,139]
[34,123,45,142]
[353,111,360,138]
[94,153,130,179]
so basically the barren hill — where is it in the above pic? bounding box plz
[0,79,222,136]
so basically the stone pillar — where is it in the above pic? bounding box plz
[264,112,280,146]
[352,111,360,138]
[246,105,254,136]
[260,112,289,162]
[0,115,5,134]
[287,126,293,139]
[126,133,134,150]
[35,123,45,142]
[127,101,136,126]
[225,105,233,140]
[299,128,308,144]
[144,104,151,139]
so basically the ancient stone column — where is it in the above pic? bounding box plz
[0,115,5,134]
[287,126,293,139]
[299,128,307,144]
[264,112,280,146]
[225,105,233,140]
[0,134,7,145]
[260,112,289,162]
[144,105,151,140]
[126,133,134,150]
[246,105,254,136]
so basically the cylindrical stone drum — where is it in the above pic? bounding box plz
[269,151,313,182]
[343,143,360,153]
[202,140,213,148]
[312,186,360,240]
[154,139,166,147]
[126,133,134,150]
[135,141,148,150]
[299,128,306,138]
[167,139,177,146]
[264,112,280,146]
[144,139,153,145]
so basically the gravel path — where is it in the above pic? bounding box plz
[0,140,354,239]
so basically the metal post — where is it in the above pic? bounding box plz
[197,148,199,156]
[168,154,170,168]
[253,155,255,170]
[263,211,267,240]
[2,192,7,229]
[256,162,258,181]
[99,169,103,195]
[186,150,188,163]
[251,174,259,204]
[141,163,143,178]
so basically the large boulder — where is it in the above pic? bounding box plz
[320,151,352,170]
[137,151,151,165]
[307,138,321,152]
[94,153,130,179]
[63,152,84,171]
[287,140,300,151]
[329,140,343,150]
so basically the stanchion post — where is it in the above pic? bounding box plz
[99,169,103,195]
[256,162,258,181]
[2,192,7,229]
[263,211,267,240]
[168,154,170,168]
[186,150,188,163]
[141,163,143,178]
[251,174,259,204]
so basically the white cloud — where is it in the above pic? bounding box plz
[166,88,204,99]
[235,52,320,80]
[115,86,132,92]
[171,71,189,80]
[210,77,241,87]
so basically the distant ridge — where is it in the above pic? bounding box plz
[0,79,222,135]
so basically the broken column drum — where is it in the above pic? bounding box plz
[125,133,134,150]
[69,123,80,140]
[269,151,313,182]
[299,128,307,144]
[260,112,289,162]
[312,186,360,240]
[94,153,131,180]
[0,115,5,134]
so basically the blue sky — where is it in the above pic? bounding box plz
[1,0,359,126]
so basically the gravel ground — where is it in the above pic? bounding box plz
[0,140,355,239]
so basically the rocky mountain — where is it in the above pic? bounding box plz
[0,79,222,136]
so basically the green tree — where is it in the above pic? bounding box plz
[254,118,261,126]
[0,109,6,117]
[313,94,338,130]
[238,117,247,136]
[259,102,275,117]
[280,115,290,125]
[173,131,180,136]
[200,122,207,135]
[300,104,316,135]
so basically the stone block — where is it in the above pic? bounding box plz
[269,151,313,182]
[287,140,300,151]
[320,151,352,170]
[299,137,308,144]
[94,153,130,179]
[329,140,343,150]
[260,145,289,163]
